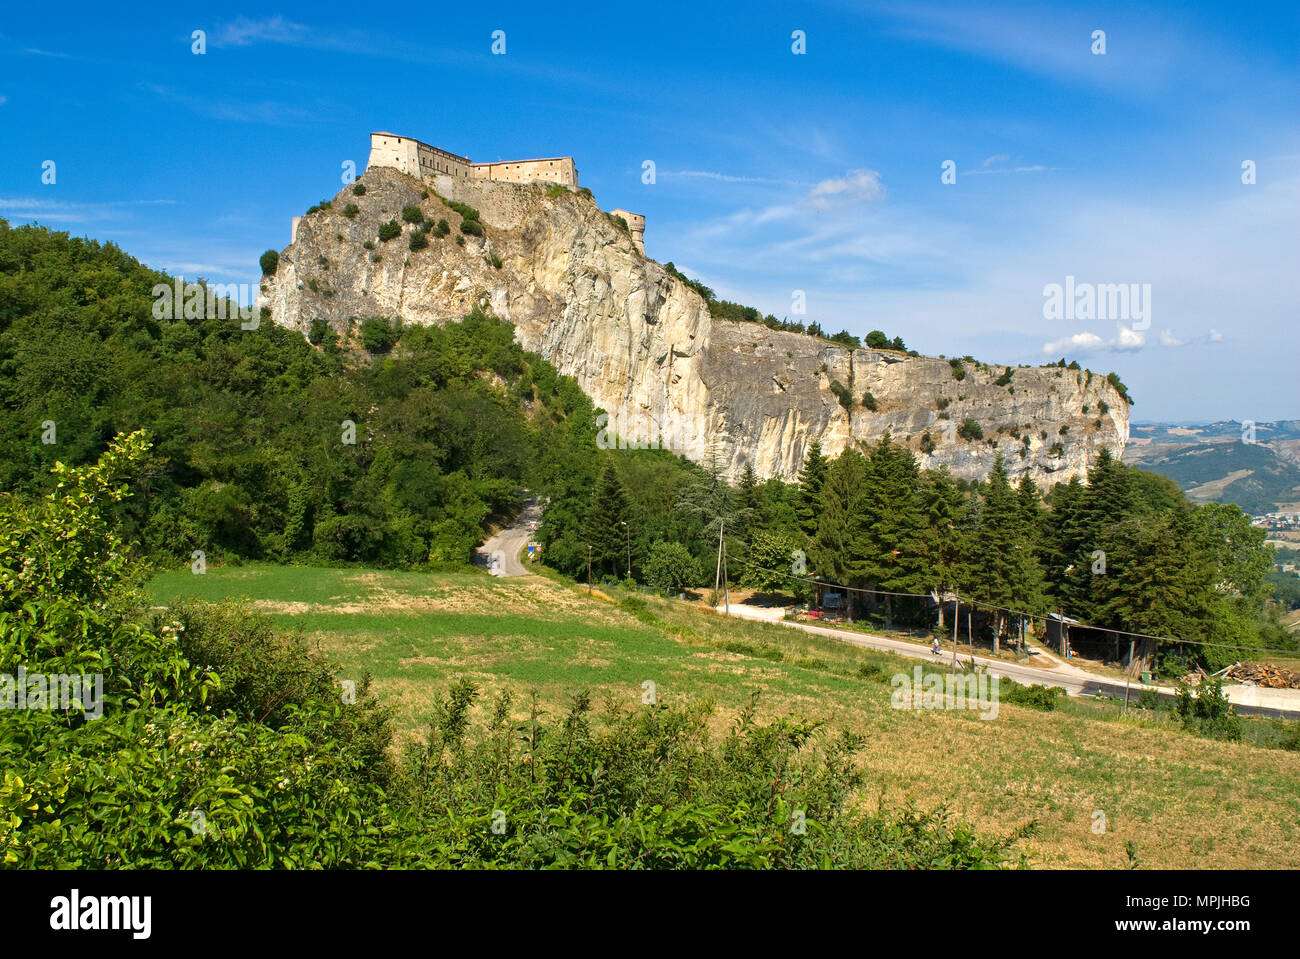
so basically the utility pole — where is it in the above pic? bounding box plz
[587,545,592,595]
[621,520,631,579]
[1123,637,1136,713]
[722,531,730,616]
[951,589,959,673]
[714,520,725,611]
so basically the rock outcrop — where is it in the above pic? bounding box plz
[265,166,1129,484]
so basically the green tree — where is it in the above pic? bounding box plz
[583,458,631,578]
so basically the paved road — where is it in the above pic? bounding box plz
[716,603,1300,719]
[476,499,543,577]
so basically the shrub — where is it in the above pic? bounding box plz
[360,316,400,354]
[995,367,1014,387]
[1002,682,1062,711]
[352,183,367,196]
[829,380,854,410]
[862,392,878,411]
[363,239,375,251]
[1059,424,1069,435]
[342,203,360,219]
[546,184,571,197]
[409,231,428,251]
[1106,371,1134,404]
[308,317,329,345]
[489,253,502,269]
[937,396,951,410]
[460,219,484,237]
[434,218,450,237]
[612,214,629,232]
[957,418,982,441]
[920,432,935,454]
[401,205,424,225]
[455,234,465,246]
[445,199,480,222]
[1098,400,1109,414]
[259,250,279,275]
[378,219,401,242]
[1048,442,1064,456]
[949,359,966,381]
[371,253,382,263]
[1174,678,1241,742]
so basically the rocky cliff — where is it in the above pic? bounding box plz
[265,166,1129,484]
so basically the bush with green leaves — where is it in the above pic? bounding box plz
[342,203,360,219]
[394,682,1033,869]
[862,392,878,411]
[642,540,703,591]
[829,380,854,410]
[401,205,424,225]
[351,183,367,196]
[377,219,401,242]
[260,249,279,275]
[957,418,982,441]
[460,218,484,237]
[409,231,428,252]
[1174,678,1241,741]
[360,316,401,354]
[949,358,966,381]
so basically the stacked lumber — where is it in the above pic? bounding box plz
[1223,661,1300,689]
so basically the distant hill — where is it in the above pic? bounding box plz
[1126,420,1300,514]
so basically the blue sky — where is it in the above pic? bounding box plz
[1,1,1296,421]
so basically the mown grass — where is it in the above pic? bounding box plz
[146,563,1300,869]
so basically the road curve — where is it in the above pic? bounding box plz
[476,499,543,577]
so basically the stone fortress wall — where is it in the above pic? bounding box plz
[364,132,642,252]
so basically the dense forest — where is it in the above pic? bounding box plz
[0,219,597,569]
[544,440,1292,676]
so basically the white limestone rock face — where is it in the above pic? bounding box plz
[265,166,1129,484]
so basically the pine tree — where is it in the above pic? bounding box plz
[796,441,828,540]
[860,433,928,624]
[582,457,630,577]
[916,466,968,607]
[812,447,870,618]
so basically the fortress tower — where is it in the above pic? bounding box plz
[609,209,645,255]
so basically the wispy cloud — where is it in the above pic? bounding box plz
[662,170,803,186]
[141,83,317,125]
[0,197,176,224]
[213,16,314,48]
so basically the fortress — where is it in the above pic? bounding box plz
[365,132,645,253]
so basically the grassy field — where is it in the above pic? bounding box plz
[146,563,1300,869]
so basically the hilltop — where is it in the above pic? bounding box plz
[264,166,1131,484]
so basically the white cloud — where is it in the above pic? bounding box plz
[214,16,312,48]
[1159,328,1186,347]
[982,153,1009,167]
[1209,329,1223,341]
[1043,331,1106,353]
[806,168,884,209]
[1043,326,1146,354]
[0,95,7,106]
